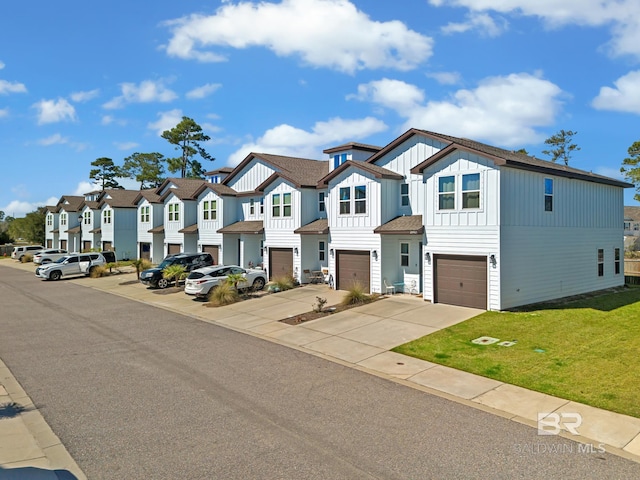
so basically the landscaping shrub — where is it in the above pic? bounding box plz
[312,296,327,313]
[270,274,296,292]
[208,282,240,306]
[89,265,108,278]
[21,254,34,263]
[162,264,187,288]
[132,258,153,278]
[341,281,373,306]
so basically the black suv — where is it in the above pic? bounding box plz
[139,252,214,289]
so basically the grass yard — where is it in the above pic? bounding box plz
[393,286,640,418]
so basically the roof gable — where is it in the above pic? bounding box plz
[320,160,403,185]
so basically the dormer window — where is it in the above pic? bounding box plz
[210,175,219,184]
[333,153,347,169]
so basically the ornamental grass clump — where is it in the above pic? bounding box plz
[208,282,240,306]
[341,281,372,306]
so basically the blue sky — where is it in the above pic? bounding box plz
[2,0,640,217]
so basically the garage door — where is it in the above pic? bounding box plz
[202,245,219,265]
[82,241,92,252]
[336,250,370,292]
[60,240,67,250]
[46,239,53,248]
[167,243,181,255]
[434,255,487,309]
[102,241,113,251]
[269,248,293,280]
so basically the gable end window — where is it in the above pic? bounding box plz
[60,213,67,226]
[597,248,604,277]
[339,187,350,214]
[438,176,455,210]
[140,206,149,223]
[103,210,112,224]
[83,211,91,224]
[203,200,217,220]
[401,183,409,207]
[354,185,366,214]
[615,248,621,275]
[168,204,179,222]
[272,194,280,217]
[544,178,553,212]
[260,197,264,215]
[283,193,292,217]
[462,173,480,209]
[47,215,53,226]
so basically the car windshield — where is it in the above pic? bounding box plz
[157,258,177,269]
[54,256,71,264]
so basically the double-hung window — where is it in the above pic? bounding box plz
[354,186,366,214]
[597,249,604,277]
[140,206,149,223]
[168,204,179,222]
[462,174,480,209]
[203,200,217,220]
[319,192,325,212]
[319,241,326,262]
[283,193,291,217]
[545,178,553,212]
[339,187,350,214]
[60,213,67,226]
[47,214,53,226]
[438,176,455,210]
[250,199,255,215]
[103,210,112,224]
[401,183,409,207]
[615,248,621,275]
[400,243,409,267]
[272,194,280,217]
[83,211,90,224]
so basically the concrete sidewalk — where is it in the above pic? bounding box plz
[2,259,640,472]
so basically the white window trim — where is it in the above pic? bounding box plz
[400,183,409,207]
[435,171,484,213]
[168,203,180,222]
[319,241,326,262]
[400,242,409,267]
[338,185,367,215]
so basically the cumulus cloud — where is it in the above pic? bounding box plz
[104,80,177,109]
[148,109,183,135]
[163,0,433,74]
[441,12,507,37]
[114,141,140,150]
[592,70,640,113]
[0,61,4,69]
[430,0,640,58]
[352,72,564,147]
[70,89,100,102]
[0,108,8,118]
[426,71,462,85]
[186,83,222,99]
[0,79,27,95]
[227,116,387,165]
[37,133,69,146]
[33,98,77,124]
[1,197,59,218]
[347,78,425,112]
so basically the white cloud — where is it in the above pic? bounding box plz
[37,133,69,146]
[104,80,177,109]
[429,0,640,58]
[227,116,387,165]
[114,141,140,150]
[594,165,625,180]
[353,72,564,147]
[347,78,425,111]
[441,12,507,37]
[73,181,100,196]
[70,89,100,102]
[186,83,222,99]
[148,109,183,135]
[1,197,58,218]
[163,0,433,74]
[426,71,462,85]
[0,61,4,70]
[0,79,27,95]
[592,70,640,113]
[33,98,77,124]
[0,108,8,118]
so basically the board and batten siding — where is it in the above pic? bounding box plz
[197,191,225,247]
[226,158,276,193]
[327,170,381,230]
[264,180,301,278]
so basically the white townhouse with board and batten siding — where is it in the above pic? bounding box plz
[408,130,631,310]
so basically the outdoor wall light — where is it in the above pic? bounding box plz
[490,254,497,267]
[372,250,378,260]
[330,248,334,257]
[425,252,431,263]
[294,247,299,255]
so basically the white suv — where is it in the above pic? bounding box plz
[35,253,109,280]
[33,249,68,265]
[12,245,44,261]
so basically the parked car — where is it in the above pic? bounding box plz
[35,252,111,280]
[33,249,68,265]
[12,245,44,261]
[184,265,267,299]
[139,252,214,289]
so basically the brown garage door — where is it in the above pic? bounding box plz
[60,240,67,250]
[434,255,487,309]
[46,239,53,248]
[102,241,113,251]
[82,241,92,252]
[202,245,219,265]
[167,243,181,255]
[336,250,370,292]
[269,248,293,280]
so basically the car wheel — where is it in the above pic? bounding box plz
[50,271,62,281]
[157,278,169,289]
[252,277,266,291]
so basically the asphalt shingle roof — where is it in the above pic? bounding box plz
[373,215,424,234]
[217,220,264,234]
[293,218,329,235]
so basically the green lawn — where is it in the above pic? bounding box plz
[393,286,640,418]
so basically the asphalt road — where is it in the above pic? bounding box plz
[1,265,639,479]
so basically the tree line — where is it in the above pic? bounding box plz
[90,116,214,190]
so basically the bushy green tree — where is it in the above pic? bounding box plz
[121,152,166,189]
[621,140,640,201]
[161,117,214,178]
[542,130,580,165]
[90,157,124,190]
[7,207,46,244]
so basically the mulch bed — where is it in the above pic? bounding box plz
[280,295,386,325]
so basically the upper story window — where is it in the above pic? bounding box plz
[333,153,348,169]
[168,203,179,222]
[400,243,409,267]
[203,200,217,220]
[60,213,67,226]
[401,183,409,207]
[624,221,631,230]
[272,193,292,217]
[339,187,350,214]
[272,194,280,217]
[103,210,112,224]
[260,197,264,215]
[438,176,455,210]
[635,223,640,231]
[250,199,255,215]
[140,206,150,223]
[597,248,604,277]
[210,175,219,184]
[319,192,325,212]
[47,214,53,226]
[354,186,366,214]
[83,211,91,224]
[544,178,554,212]
[462,173,480,209]
[283,193,291,217]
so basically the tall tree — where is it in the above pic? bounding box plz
[90,157,124,190]
[161,116,214,178]
[0,210,4,222]
[7,207,46,244]
[121,152,166,189]
[542,129,580,165]
[621,140,640,201]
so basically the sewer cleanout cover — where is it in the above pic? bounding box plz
[471,336,500,345]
